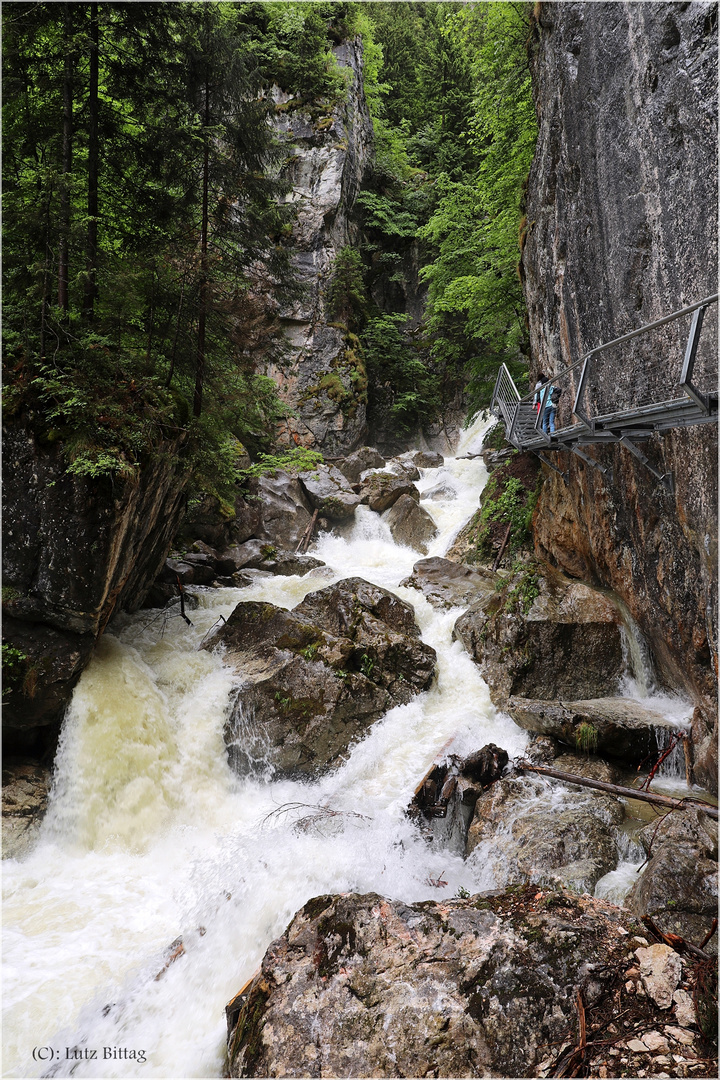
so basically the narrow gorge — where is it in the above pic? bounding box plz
[2,4,717,1079]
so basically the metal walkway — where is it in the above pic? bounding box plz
[491,295,718,489]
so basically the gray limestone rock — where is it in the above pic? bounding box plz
[627,809,719,954]
[206,578,436,779]
[255,472,314,550]
[400,556,499,610]
[336,447,386,484]
[359,471,419,513]
[226,889,639,1078]
[2,759,51,859]
[522,2,718,790]
[382,494,438,554]
[298,464,361,520]
[452,568,626,708]
[506,697,682,765]
[411,450,444,468]
[261,42,374,455]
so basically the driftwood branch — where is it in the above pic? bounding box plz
[492,524,512,571]
[641,916,714,962]
[296,508,319,554]
[516,761,718,820]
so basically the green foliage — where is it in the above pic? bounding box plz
[416,3,537,409]
[326,247,366,328]
[240,447,325,481]
[2,644,32,701]
[574,722,599,756]
[504,567,540,615]
[476,476,531,559]
[362,313,441,433]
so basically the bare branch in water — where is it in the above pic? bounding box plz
[262,802,370,834]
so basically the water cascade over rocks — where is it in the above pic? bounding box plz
[2,414,714,1078]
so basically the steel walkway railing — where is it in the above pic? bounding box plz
[490,294,718,489]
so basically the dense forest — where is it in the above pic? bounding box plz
[2,0,536,499]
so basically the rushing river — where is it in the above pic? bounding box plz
[1,413,697,1079]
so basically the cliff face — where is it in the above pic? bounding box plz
[522,2,718,788]
[2,420,188,754]
[263,39,374,455]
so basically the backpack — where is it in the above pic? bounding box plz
[551,386,563,402]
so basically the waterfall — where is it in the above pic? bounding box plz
[3,413,530,1079]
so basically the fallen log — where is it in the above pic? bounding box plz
[641,916,714,962]
[492,523,512,572]
[296,508,319,555]
[516,761,718,820]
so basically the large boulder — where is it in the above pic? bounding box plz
[358,471,418,513]
[505,696,684,765]
[336,447,386,484]
[226,888,649,1079]
[466,771,624,895]
[453,566,625,708]
[204,578,436,779]
[627,807,719,953]
[255,472,314,550]
[383,495,438,554]
[400,557,499,610]
[411,449,444,468]
[298,464,361,520]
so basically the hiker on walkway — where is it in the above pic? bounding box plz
[533,373,546,413]
[542,382,559,435]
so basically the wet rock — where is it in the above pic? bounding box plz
[2,420,188,751]
[262,43,373,455]
[636,806,718,862]
[386,456,421,482]
[506,697,685,765]
[526,733,563,765]
[453,567,625,709]
[226,888,641,1079]
[482,448,515,472]
[410,745,509,854]
[466,774,624,895]
[336,447,386,484]
[400,556,499,610]
[411,450,444,468]
[635,944,683,1009]
[522,2,718,789]
[298,465,361,520]
[550,753,621,784]
[358,471,418,513]
[254,472,315,550]
[2,759,51,859]
[215,540,270,573]
[160,558,216,587]
[383,494,438,554]
[216,541,324,578]
[206,578,436,779]
[421,481,457,502]
[627,808,718,954]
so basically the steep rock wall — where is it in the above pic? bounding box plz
[2,419,188,754]
[522,2,718,788]
[264,39,373,454]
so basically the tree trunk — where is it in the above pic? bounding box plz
[193,74,210,419]
[517,762,719,820]
[58,3,73,313]
[83,2,99,320]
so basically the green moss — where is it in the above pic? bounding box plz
[574,721,598,755]
[504,567,540,616]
